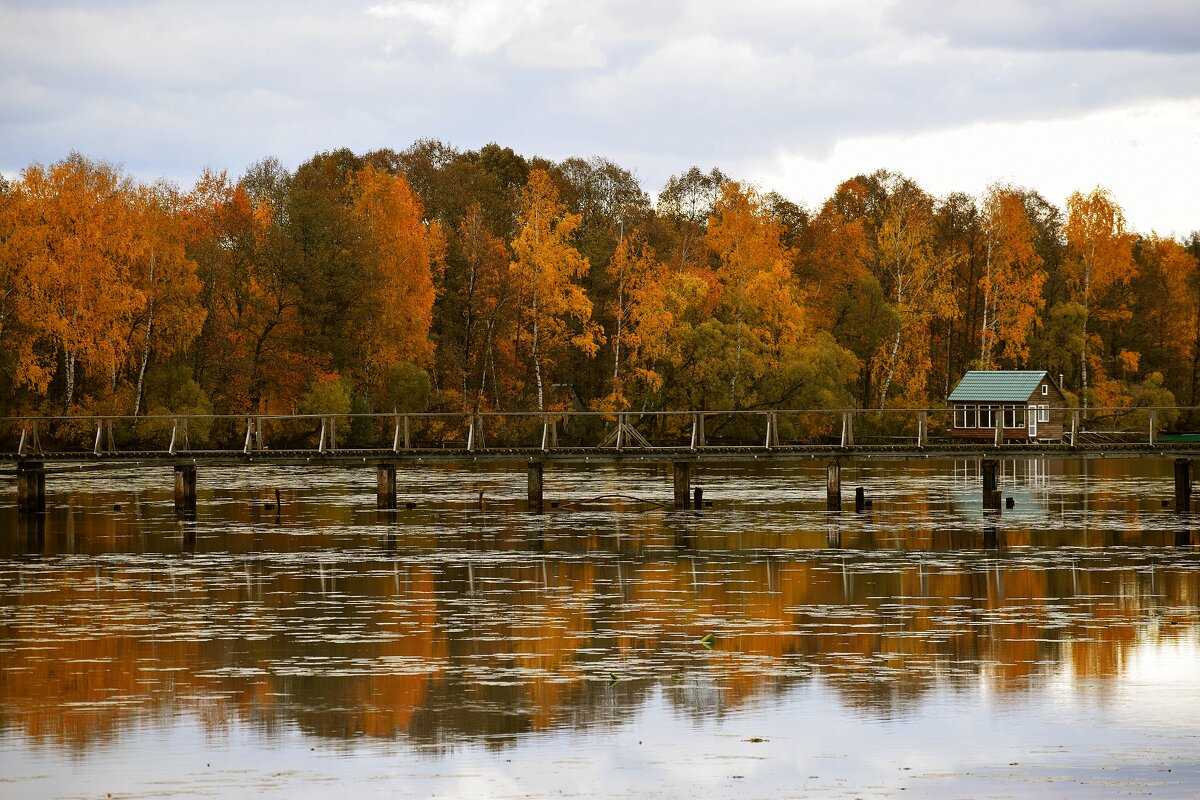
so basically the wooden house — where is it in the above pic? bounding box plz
[948,370,1067,442]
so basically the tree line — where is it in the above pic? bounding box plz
[1,143,1198,426]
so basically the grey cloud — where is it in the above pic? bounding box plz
[890,0,1200,53]
[1,0,1198,197]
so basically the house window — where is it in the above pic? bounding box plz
[1042,384,1048,396]
[1039,405,1049,423]
[979,406,994,429]
[955,406,976,428]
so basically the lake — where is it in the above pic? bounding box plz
[1,457,1198,798]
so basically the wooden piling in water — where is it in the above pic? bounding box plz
[377,463,397,509]
[174,465,197,513]
[673,461,691,509]
[1174,458,1191,513]
[17,462,45,515]
[527,461,544,512]
[693,486,704,509]
[981,459,1001,511]
[855,486,866,513]
[826,461,841,511]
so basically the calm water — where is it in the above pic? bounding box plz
[1,457,1199,799]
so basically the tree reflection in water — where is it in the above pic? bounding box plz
[0,458,1198,795]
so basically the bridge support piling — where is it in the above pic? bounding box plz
[855,486,866,513]
[826,461,841,511]
[1174,458,1191,513]
[17,462,45,515]
[982,459,1001,512]
[527,461,544,513]
[377,463,397,510]
[174,465,197,513]
[673,462,691,510]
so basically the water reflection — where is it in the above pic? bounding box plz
[1,458,1199,795]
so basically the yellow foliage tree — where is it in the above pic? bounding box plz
[874,181,958,406]
[510,169,601,410]
[599,230,668,410]
[1064,187,1135,415]
[706,181,806,406]
[979,185,1044,367]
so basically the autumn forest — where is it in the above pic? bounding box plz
[1,143,1198,427]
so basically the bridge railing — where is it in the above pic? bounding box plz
[1,406,1194,456]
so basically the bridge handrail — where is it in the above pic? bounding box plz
[0,405,1193,457]
[3,404,1197,424]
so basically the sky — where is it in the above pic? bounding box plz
[2,0,1199,235]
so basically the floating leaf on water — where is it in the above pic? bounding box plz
[609,673,620,684]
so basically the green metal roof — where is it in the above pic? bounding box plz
[948,370,1049,402]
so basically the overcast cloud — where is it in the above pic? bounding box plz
[2,0,1198,232]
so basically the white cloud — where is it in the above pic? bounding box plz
[745,99,1200,236]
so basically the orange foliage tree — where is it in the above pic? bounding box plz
[7,155,145,411]
[349,165,445,402]
[452,202,513,412]
[128,182,205,418]
[186,168,306,413]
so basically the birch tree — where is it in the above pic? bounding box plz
[510,169,600,410]
[1064,187,1134,416]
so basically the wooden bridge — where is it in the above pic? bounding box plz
[4,407,1200,515]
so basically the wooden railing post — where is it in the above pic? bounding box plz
[840,412,854,447]
[918,410,928,448]
[243,417,258,454]
[1149,409,1157,446]
[765,412,779,449]
[18,420,40,456]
